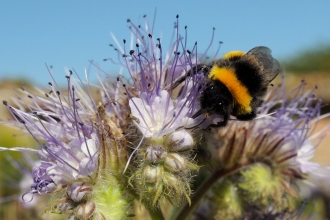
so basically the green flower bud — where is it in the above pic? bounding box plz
[238,163,296,211]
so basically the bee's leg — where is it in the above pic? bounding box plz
[191,108,206,119]
[236,111,256,121]
[206,114,229,129]
[215,114,229,127]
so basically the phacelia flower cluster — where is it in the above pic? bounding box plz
[1,15,329,220]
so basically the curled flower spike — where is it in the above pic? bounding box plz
[121,15,205,207]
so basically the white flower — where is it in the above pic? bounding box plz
[129,90,189,138]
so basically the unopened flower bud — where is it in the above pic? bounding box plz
[167,130,194,152]
[57,200,74,213]
[144,165,161,182]
[163,173,180,186]
[67,182,92,202]
[165,153,186,172]
[75,201,96,219]
[145,145,167,163]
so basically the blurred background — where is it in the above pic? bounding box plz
[1,1,330,219]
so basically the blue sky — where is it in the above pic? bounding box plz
[1,1,330,85]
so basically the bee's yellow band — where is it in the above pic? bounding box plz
[208,66,252,114]
[222,51,245,60]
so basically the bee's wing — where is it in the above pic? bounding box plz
[247,46,280,84]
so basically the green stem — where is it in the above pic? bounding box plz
[174,163,248,220]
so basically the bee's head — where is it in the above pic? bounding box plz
[200,81,233,116]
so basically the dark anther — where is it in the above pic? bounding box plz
[148,34,152,38]
[176,14,179,18]
[122,54,127,58]
[56,91,60,95]
[148,83,151,87]
[195,41,197,45]
[78,122,84,126]
[138,25,141,28]
[219,41,223,44]
[45,94,49,97]
[103,59,107,61]
[13,112,25,124]
[143,15,146,18]
[127,19,131,22]
[76,98,80,101]
[130,50,135,55]
[49,91,53,94]
[123,39,126,43]
[185,26,187,29]
[2,100,8,106]
[109,44,113,47]
[65,76,70,79]
[136,43,139,48]
[28,95,33,98]
[48,82,53,86]
[187,50,191,54]
[69,70,73,75]
[117,77,120,81]
[213,27,215,30]
[315,85,318,89]
[138,52,142,56]
[157,38,160,41]
[123,84,126,87]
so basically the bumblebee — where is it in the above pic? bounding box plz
[172,46,280,127]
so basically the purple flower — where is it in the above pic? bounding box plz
[2,74,107,195]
